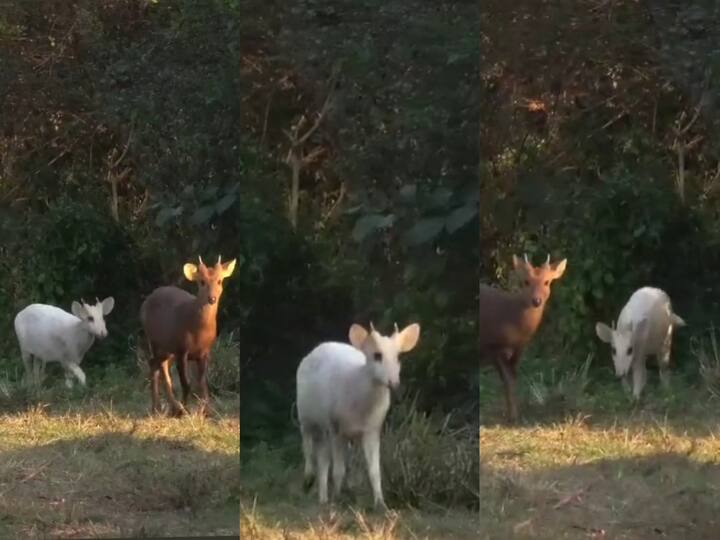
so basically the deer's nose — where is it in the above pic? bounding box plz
[208,296,217,305]
[532,297,542,307]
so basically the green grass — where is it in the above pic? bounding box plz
[0,360,239,538]
[479,358,720,539]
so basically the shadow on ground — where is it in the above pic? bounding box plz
[480,452,720,539]
[0,431,239,538]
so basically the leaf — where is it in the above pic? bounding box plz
[344,204,364,216]
[215,194,236,214]
[190,205,215,225]
[399,184,417,203]
[447,52,464,65]
[352,214,395,242]
[428,187,453,209]
[445,204,478,234]
[202,186,219,201]
[156,206,180,227]
[403,217,445,246]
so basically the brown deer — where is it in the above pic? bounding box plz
[140,255,236,417]
[479,253,567,422]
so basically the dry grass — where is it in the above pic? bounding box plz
[0,372,239,538]
[239,499,479,540]
[479,361,720,540]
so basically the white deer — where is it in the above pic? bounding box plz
[596,287,685,400]
[296,322,420,509]
[14,297,115,388]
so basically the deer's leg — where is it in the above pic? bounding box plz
[362,430,386,510]
[631,355,647,401]
[301,424,316,491]
[176,351,191,406]
[495,348,520,423]
[150,364,162,414]
[64,362,86,387]
[147,342,164,415]
[20,350,33,387]
[160,357,185,417]
[316,433,331,505]
[32,355,42,388]
[659,330,673,390]
[194,355,211,416]
[330,430,347,499]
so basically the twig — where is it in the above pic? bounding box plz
[260,88,274,147]
[320,181,346,227]
[553,488,585,509]
[106,123,135,223]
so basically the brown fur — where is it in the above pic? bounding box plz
[140,256,236,417]
[479,254,567,422]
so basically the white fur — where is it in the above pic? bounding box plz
[296,322,420,509]
[596,287,685,400]
[14,297,115,388]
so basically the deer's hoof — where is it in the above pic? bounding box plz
[169,406,187,418]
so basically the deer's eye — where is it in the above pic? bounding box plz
[201,280,207,286]
[217,280,222,285]
[627,347,633,355]
[87,316,94,323]
[544,281,549,286]
[373,352,382,362]
[524,280,530,286]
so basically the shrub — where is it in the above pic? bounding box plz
[378,394,478,509]
[209,332,240,394]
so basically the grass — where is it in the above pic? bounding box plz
[240,395,479,540]
[479,350,720,540]
[0,355,239,538]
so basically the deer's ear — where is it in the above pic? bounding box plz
[183,263,198,281]
[396,323,421,353]
[552,259,567,279]
[101,297,115,315]
[349,324,368,349]
[221,259,237,278]
[595,322,613,343]
[71,301,86,318]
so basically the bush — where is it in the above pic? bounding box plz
[379,394,478,509]
[694,325,720,400]
[209,332,240,394]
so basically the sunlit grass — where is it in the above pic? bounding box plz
[0,366,239,539]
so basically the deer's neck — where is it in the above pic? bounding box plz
[189,300,218,336]
[74,320,95,357]
[517,297,547,338]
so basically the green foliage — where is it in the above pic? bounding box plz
[208,332,240,394]
[693,324,720,400]
[539,169,701,355]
